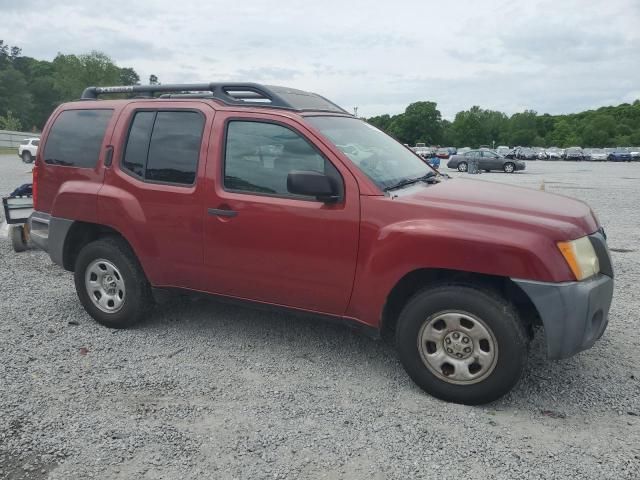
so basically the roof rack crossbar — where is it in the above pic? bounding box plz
[82,83,288,108]
[80,82,349,114]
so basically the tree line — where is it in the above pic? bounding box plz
[1,40,639,147]
[367,99,640,148]
[0,40,159,132]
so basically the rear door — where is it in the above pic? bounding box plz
[202,112,360,315]
[98,101,213,289]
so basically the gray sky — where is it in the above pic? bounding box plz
[1,0,638,118]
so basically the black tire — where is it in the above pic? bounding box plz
[503,162,516,173]
[395,284,528,405]
[484,169,491,173]
[74,236,153,328]
[10,225,28,252]
[21,151,33,163]
[457,162,468,172]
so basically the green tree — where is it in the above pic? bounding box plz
[367,114,392,132]
[581,115,616,147]
[508,110,538,146]
[119,67,140,86]
[52,51,123,101]
[549,120,572,147]
[0,41,142,130]
[0,110,22,130]
[388,101,443,145]
[448,106,507,147]
[0,66,33,128]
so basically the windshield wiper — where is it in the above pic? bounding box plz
[383,171,438,191]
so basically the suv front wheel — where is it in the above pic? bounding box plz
[74,236,153,328]
[396,285,528,405]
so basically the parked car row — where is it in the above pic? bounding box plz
[504,145,639,161]
[407,144,458,168]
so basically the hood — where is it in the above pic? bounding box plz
[393,177,598,240]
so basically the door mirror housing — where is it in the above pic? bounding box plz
[287,170,339,202]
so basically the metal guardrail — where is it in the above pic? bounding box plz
[0,130,40,149]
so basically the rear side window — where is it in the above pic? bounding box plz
[122,110,204,185]
[33,140,40,147]
[43,109,113,167]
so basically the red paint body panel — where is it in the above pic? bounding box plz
[35,98,601,332]
[346,180,598,326]
[36,103,122,221]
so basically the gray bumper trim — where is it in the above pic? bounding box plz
[29,212,74,268]
[514,275,613,360]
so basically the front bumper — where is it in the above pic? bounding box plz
[514,273,613,359]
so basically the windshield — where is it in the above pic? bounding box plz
[306,116,434,190]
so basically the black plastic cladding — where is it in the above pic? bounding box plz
[80,83,349,114]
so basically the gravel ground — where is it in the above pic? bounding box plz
[1,155,639,479]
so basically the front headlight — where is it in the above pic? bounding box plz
[557,237,600,280]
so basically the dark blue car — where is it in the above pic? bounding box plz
[608,149,632,162]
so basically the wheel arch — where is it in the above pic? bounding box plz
[62,221,137,272]
[380,267,541,342]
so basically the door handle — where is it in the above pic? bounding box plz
[208,208,238,218]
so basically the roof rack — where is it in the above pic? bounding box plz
[80,82,349,114]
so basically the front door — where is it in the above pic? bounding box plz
[203,113,360,315]
[481,150,502,170]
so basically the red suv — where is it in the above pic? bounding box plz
[29,82,614,404]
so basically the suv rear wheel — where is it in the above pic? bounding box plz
[395,284,528,405]
[74,236,153,328]
[21,151,33,163]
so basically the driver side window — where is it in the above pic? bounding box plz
[224,120,340,199]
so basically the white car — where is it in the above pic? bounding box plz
[587,148,607,161]
[17,137,40,163]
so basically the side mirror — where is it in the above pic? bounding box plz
[287,170,339,202]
